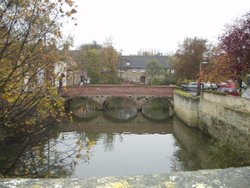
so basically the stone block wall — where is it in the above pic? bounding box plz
[173,93,199,127]
[119,69,146,83]
[200,92,250,150]
[174,91,250,151]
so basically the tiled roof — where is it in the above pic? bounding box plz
[119,56,171,69]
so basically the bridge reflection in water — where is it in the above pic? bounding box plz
[69,97,172,120]
[64,97,173,134]
[0,97,249,178]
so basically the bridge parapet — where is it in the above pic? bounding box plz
[62,85,174,111]
[62,85,174,98]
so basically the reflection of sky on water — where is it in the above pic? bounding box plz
[1,115,249,178]
[2,98,249,178]
[73,133,178,177]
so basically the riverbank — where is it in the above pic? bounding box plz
[1,167,250,188]
[174,90,250,151]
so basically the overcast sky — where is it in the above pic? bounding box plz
[63,0,250,55]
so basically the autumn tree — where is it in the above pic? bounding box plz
[217,11,250,87]
[173,37,210,81]
[101,38,119,84]
[0,0,77,132]
[205,47,234,82]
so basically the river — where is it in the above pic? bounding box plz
[0,97,249,178]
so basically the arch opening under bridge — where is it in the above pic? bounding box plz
[62,85,174,111]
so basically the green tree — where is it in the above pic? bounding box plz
[173,37,209,81]
[146,59,163,81]
[76,42,102,84]
[0,0,76,131]
[76,39,119,84]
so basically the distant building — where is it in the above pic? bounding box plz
[118,56,173,84]
[44,60,83,87]
[54,61,89,87]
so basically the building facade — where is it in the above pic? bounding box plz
[118,56,173,84]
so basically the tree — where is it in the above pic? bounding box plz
[173,37,209,81]
[0,0,77,132]
[161,55,177,85]
[101,38,119,84]
[205,47,234,82]
[218,11,250,87]
[146,59,163,81]
[76,39,120,84]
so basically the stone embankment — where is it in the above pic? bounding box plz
[1,167,250,188]
[174,90,250,151]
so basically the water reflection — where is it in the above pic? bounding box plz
[0,111,249,178]
[105,108,137,121]
[105,97,137,121]
[70,97,172,122]
[70,98,100,120]
[171,117,250,170]
[142,98,172,121]
[0,130,86,178]
[171,117,213,171]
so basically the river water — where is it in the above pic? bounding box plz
[0,98,249,178]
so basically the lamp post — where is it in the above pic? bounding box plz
[197,61,208,96]
[237,56,243,94]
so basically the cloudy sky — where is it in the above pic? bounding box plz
[63,0,250,55]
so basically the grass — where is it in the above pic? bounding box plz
[174,89,199,99]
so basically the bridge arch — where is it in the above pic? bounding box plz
[62,85,174,111]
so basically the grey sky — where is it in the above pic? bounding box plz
[63,0,250,55]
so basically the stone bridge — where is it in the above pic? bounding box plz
[62,85,174,110]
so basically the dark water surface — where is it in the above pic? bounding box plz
[0,98,249,178]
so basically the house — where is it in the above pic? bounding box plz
[118,56,173,84]
[54,61,90,87]
[48,60,84,87]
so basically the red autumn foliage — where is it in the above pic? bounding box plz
[218,11,250,82]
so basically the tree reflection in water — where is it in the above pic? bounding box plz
[1,97,249,178]
[171,117,250,171]
[0,128,95,178]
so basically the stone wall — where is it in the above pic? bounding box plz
[1,167,250,188]
[200,92,250,150]
[174,90,250,151]
[64,85,174,116]
[173,93,199,127]
[119,68,147,83]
